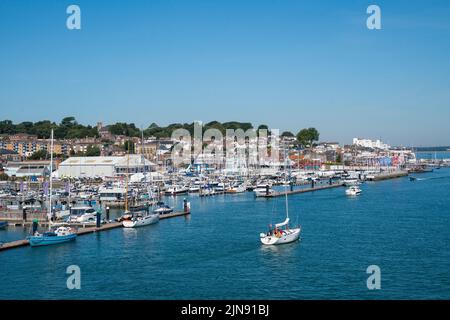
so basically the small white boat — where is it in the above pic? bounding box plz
[68,206,97,223]
[165,185,189,196]
[201,188,216,196]
[226,184,246,194]
[214,183,226,192]
[153,202,173,214]
[123,211,159,228]
[188,186,200,193]
[254,184,275,197]
[29,226,77,247]
[346,186,362,196]
[343,178,360,186]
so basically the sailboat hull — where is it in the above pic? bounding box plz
[260,227,301,245]
[28,233,77,247]
[123,214,159,228]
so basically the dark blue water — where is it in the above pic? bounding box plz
[1,169,450,299]
[416,151,450,160]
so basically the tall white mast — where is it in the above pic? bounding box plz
[284,144,289,220]
[48,129,54,229]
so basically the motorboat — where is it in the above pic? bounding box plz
[153,202,174,215]
[345,186,362,196]
[28,226,77,247]
[214,183,226,193]
[188,186,200,193]
[165,185,188,196]
[226,184,246,194]
[342,178,360,186]
[68,206,98,223]
[254,184,275,197]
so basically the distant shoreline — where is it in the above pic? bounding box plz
[415,147,450,152]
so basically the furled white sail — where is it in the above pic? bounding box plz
[275,218,289,228]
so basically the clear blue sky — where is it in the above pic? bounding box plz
[1,0,450,146]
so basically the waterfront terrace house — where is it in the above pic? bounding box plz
[0,135,70,157]
[70,138,104,155]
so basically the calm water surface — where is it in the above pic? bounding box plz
[1,168,450,299]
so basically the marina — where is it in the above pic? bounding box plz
[1,167,450,299]
[0,210,190,251]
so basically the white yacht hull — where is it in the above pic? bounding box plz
[76,213,96,223]
[254,189,274,197]
[123,214,159,228]
[260,227,301,245]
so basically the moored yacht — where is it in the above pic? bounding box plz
[226,184,246,194]
[68,206,98,223]
[29,226,77,247]
[27,129,77,247]
[254,184,275,197]
[123,210,159,228]
[153,201,174,214]
[165,185,189,196]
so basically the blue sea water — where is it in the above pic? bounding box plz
[1,169,450,300]
[416,151,450,160]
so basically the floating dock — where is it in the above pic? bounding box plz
[369,171,409,181]
[260,183,345,198]
[0,210,190,252]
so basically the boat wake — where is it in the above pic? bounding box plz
[416,176,450,181]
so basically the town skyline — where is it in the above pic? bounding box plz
[2,1,450,146]
[0,117,448,148]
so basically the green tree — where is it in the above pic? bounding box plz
[109,123,141,137]
[281,131,294,137]
[85,145,101,157]
[296,128,320,148]
[336,152,342,164]
[0,120,16,134]
[0,173,9,181]
[28,149,48,160]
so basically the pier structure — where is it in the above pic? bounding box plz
[260,182,345,198]
[0,209,190,252]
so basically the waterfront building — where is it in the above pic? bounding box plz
[56,155,156,178]
[0,149,21,162]
[353,138,390,150]
[4,160,54,179]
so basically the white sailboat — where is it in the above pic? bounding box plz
[123,210,159,228]
[260,151,301,245]
[28,129,77,247]
[123,134,159,228]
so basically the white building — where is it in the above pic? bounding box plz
[56,155,156,178]
[353,138,390,150]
